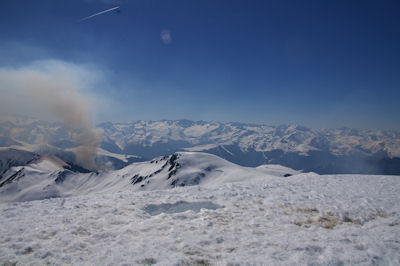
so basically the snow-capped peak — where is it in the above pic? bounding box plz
[0,152,298,203]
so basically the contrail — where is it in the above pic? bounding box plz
[79,6,120,22]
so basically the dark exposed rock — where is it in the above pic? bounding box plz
[0,168,25,187]
[131,174,144,185]
[130,153,182,187]
[167,153,181,179]
[63,162,91,173]
[54,170,74,184]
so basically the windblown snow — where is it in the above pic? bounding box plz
[0,152,399,265]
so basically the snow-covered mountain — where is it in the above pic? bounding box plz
[99,120,400,158]
[1,116,400,174]
[0,152,300,203]
[0,129,399,264]
[0,151,399,264]
[96,120,400,174]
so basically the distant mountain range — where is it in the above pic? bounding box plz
[1,116,400,174]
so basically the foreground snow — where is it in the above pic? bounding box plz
[1,173,399,265]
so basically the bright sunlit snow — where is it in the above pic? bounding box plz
[0,152,399,265]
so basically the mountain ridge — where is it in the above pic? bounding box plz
[0,151,301,203]
[1,116,399,174]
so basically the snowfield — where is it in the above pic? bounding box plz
[0,152,399,265]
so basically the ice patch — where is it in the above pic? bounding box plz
[143,200,223,216]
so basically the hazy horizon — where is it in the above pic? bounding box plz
[1,1,399,130]
[2,113,400,132]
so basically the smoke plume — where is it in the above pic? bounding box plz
[0,60,101,170]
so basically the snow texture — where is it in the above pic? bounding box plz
[0,154,399,264]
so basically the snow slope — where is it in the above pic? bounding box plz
[0,152,300,203]
[0,172,399,265]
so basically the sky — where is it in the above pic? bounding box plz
[0,0,399,130]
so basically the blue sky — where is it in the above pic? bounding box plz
[0,0,399,129]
